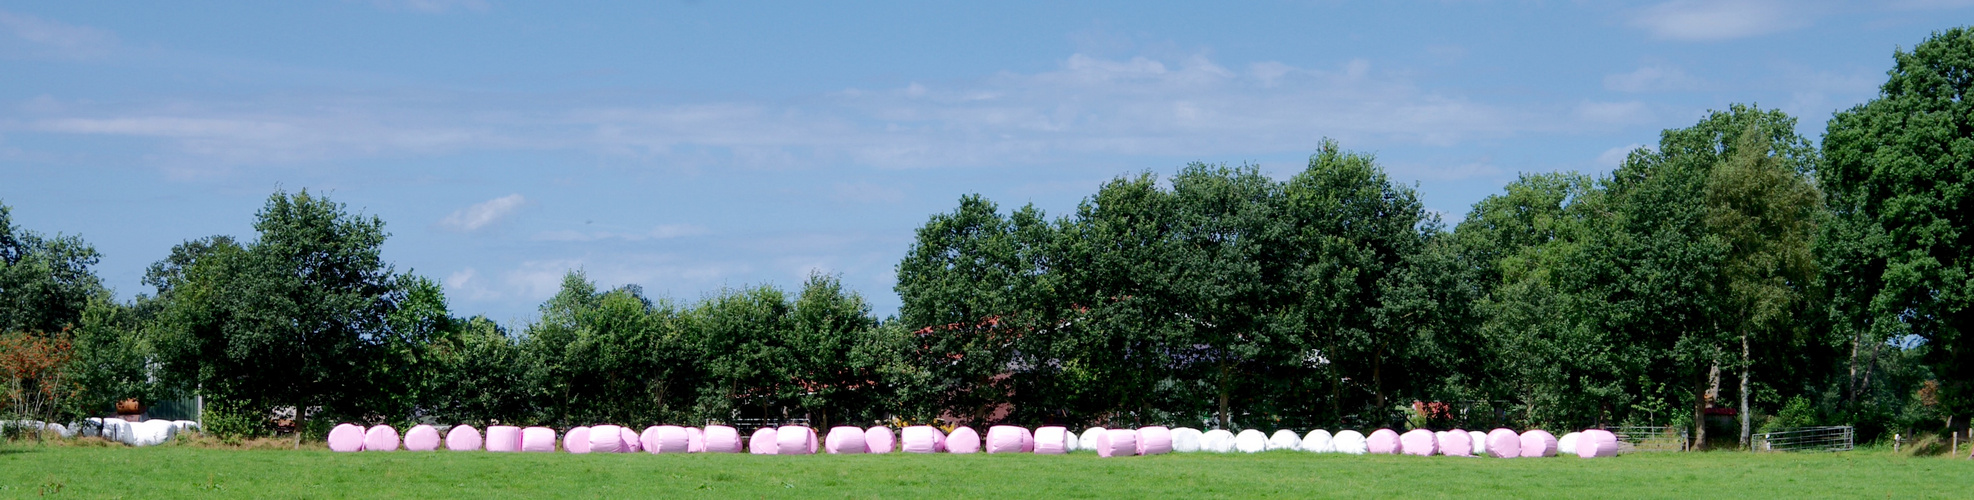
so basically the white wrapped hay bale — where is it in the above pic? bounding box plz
[1033,426,1070,454]
[946,426,981,454]
[1365,429,1400,454]
[520,426,555,452]
[704,425,743,453]
[825,426,868,454]
[126,419,178,447]
[1170,427,1203,453]
[648,425,690,453]
[863,426,895,453]
[1079,427,1105,451]
[687,427,705,453]
[1200,429,1235,453]
[1468,430,1488,456]
[172,420,200,435]
[1096,428,1138,457]
[567,427,594,453]
[75,418,103,438]
[1438,429,1472,457]
[1557,432,1580,455]
[775,426,817,455]
[1575,429,1617,458]
[1064,428,1080,452]
[1519,430,1558,458]
[404,425,441,451]
[1485,428,1521,458]
[1399,429,1437,456]
[985,426,1025,454]
[587,425,625,453]
[49,423,69,438]
[1332,430,1368,454]
[446,425,483,451]
[100,419,127,444]
[1267,430,1301,451]
[361,425,399,451]
[749,427,779,454]
[1300,429,1333,452]
[1234,429,1268,453]
[900,425,944,453]
[1136,426,1173,455]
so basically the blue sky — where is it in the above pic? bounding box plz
[1,1,1966,324]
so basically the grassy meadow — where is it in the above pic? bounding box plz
[4,440,1971,498]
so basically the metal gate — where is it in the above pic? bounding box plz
[1755,426,1854,452]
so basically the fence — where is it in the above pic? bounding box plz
[1755,426,1854,452]
[1610,426,1688,453]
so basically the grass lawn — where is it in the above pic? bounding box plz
[5,443,1971,498]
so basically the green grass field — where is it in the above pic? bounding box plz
[6,443,1972,498]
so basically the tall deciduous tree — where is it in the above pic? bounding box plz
[0,202,105,334]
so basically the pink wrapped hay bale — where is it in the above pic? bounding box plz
[1486,428,1521,458]
[1096,428,1138,458]
[1399,429,1437,456]
[1576,429,1618,458]
[587,425,625,453]
[1136,426,1173,455]
[1519,430,1558,457]
[363,425,401,452]
[749,427,779,454]
[568,427,594,453]
[1300,429,1333,452]
[1365,429,1401,454]
[486,425,523,452]
[1171,427,1204,453]
[446,425,483,451]
[825,426,868,454]
[985,426,1026,454]
[1332,430,1368,454]
[703,425,742,453]
[946,426,981,454]
[328,423,366,452]
[1020,426,1035,452]
[521,426,556,452]
[1267,430,1301,451]
[1438,429,1472,457]
[864,426,895,453]
[775,426,817,455]
[1200,429,1235,452]
[648,425,690,453]
[900,425,944,453]
[1034,426,1070,454]
[687,427,705,453]
[620,427,642,452]
[1468,430,1488,455]
[404,425,441,451]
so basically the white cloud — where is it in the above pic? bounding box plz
[1574,101,1654,125]
[440,194,526,232]
[1630,0,1810,41]
[1596,143,1649,169]
[1604,65,1704,92]
[0,10,118,59]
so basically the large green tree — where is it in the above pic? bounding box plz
[0,202,105,334]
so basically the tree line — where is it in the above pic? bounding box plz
[4,28,1974,449]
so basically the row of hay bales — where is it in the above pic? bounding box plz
[9,418,202,446]
[325,422,1619,458]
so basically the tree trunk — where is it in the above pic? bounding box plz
[1692,367,1708,451]
[1217,360,1232,429]
[1740,333,1752,451]
[1372,344,1386,411]
[294,400,305,450]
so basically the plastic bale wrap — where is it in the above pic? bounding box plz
[704,425,742,453]
[1021,427,1035,452]
[172,420,200,435]
[1171,427,1204,453]
[1229,429,1264,453]
[51,422,72,438]
[520,427,556,452]
[1096,428,1138,458]
[447,425,483,451]
[1365,429,1401,454]
[687,427,705,453]
[985,426,1026,454]
[1079,427,1105,451]
[135,419,179,447]
[1325,430,1363,455]
[863,426,895,454]
[1300,429,1334,452]
[1267,430,1301,451]
[1468,430,1488,455]
[775,426,817,455]
[1576,429,1618,458]
[1519,430,1558,457]
[1136,426,1173,455]
[404,425,441,451]
[900,426,942,453]
[825,426,868,454]
[1399,429,1438,456]
[586,425,624,453]
[649,425,690,453]
[1557,432,1580,455]
[749,427,779,454]
[1064,428,1080,452]
[487,426,524,452]
[1033,426,1070,454]
[620,427,642,452]
[1201,429,1235,453]
[946,426,981,454]
[362,425,400,452]
[1438,429,1473,457]
[328,423,366,452]
[1486,428,1521,458]
[567,427,593,454]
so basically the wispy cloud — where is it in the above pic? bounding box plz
[0,10,118,59]
[440,194,526,232]
[1629,0,1811,41]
